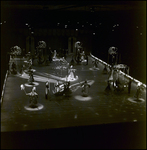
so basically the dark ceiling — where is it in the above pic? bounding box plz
[1,1,145,12]
[1,1,146,29]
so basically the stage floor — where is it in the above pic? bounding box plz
[1,54,146,133]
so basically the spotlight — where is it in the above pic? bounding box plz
[76,29,78,31]
[65,25,67,28]
[25,23,28,26]
[0,22,2,25]
[93,33,95,35]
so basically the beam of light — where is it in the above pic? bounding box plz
[24,82,39,87]
[128,97,145,104]
[75,95,92,101]
[15,73,57,83]
[24,103,44,111]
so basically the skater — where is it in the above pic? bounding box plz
[45,81,50,99]
[128,78,132,94]
[11,62,17,74]
[63,81,72,97]
[28,70,34,85]
[26,87,38,108]
[81,80,90,97]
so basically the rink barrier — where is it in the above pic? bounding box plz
[90,53,146,89]
[1,70,9,104]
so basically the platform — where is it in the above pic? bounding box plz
[1,54,146,149]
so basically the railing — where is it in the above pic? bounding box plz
[1,70,9,104]
[90,53,146,89]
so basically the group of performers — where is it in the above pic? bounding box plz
[18,42,145,108]
[45,78,91,100]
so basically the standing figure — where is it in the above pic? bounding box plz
[52,50,57,60]
[11,62,17,74]
[102,65,109,74]
[85,54,88,65]
[63,81,72,97]
[28,70,34,85]
[105,80,112,93]
[81,80,90,97]
[26,87,38,108]
[134,83,144,100]
[113,77,124,92]
[76,49,81,64]
[20,64,25,75]
[68,65,76,80]
[48,47,53,62]
[128,78,132,94]
[70,55,75,66]
[92,59,99,69]
[54,80,61,94]
[63,49,67,59]
[81,51,85,62]
[45,81,50,99]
